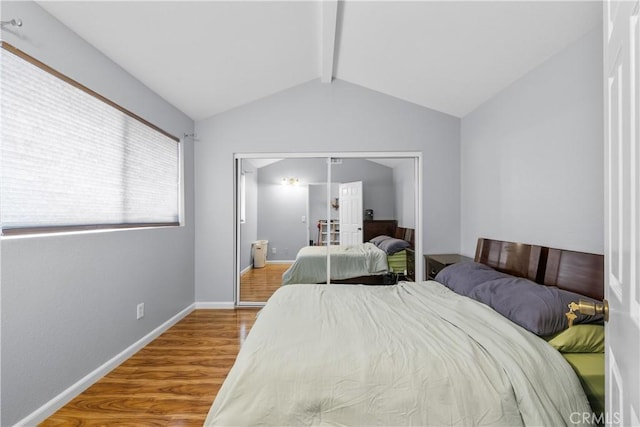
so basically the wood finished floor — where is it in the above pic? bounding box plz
[41,308,260,426]
[239,263,291,302]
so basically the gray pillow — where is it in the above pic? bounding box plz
[467,277,603,336]
[369,235,392,246]
[436,261,603,336]
[376,237,410,255]
[435,261,512,295]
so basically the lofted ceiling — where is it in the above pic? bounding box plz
[37,1,602,121]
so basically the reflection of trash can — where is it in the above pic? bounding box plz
[252,240,268,268]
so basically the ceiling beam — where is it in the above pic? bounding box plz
[321,0,338,83]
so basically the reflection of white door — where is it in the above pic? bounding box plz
[604,1,640,425]
[339,181,363,245]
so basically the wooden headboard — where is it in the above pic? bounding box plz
[363,220,397,242]
[362,220,414,249]
[394,227,415,249]
[475,238,604,300]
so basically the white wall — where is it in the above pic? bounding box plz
[195,79,461,302]
[1,2,195,425]
[460,26,604,257]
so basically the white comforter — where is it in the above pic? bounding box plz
[206,282,592,426]
[281,242,389,285]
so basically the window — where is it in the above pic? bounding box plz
[1,43,180,235]
[240,172,246,224]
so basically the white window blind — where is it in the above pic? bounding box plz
[240,172,246,224]
[1,43,180,235]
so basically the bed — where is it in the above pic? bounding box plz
[472,238,605,417]
[281,225,414,285]
[207,238,604,426]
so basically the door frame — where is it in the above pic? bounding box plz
[233,151,423,306]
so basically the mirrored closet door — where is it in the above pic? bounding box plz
[237,156,328,304]
[235,153,421,305]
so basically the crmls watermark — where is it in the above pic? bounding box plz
[570,411,622,425]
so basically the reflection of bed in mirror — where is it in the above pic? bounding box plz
[237,155,419,303]
[281,221,415,285]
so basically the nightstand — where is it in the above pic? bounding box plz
[399,248,415,281]
[424,254,473,280]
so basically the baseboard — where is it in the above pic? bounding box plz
[15,303,195,427]
[266,260,295,264]
[194,301,235,309]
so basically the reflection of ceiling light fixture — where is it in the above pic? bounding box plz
[281,177,299,186]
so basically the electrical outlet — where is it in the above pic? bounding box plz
[272,247,277,254]
[136,303,144,320]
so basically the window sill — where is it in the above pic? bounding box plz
[1,223,182,240]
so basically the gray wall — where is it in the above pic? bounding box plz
[392,160,416,228]
[308,182,340,244]
[460,26,604,257]
[1,2,195,425]
[256,160,310,261]
[195,79,461,303]
[252,158,397,261]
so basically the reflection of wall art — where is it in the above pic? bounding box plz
[331,197,339,210]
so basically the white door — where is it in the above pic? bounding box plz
[339,181,363,245]
[604,1,640,425]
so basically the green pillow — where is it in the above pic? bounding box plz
[547,324,604,353]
